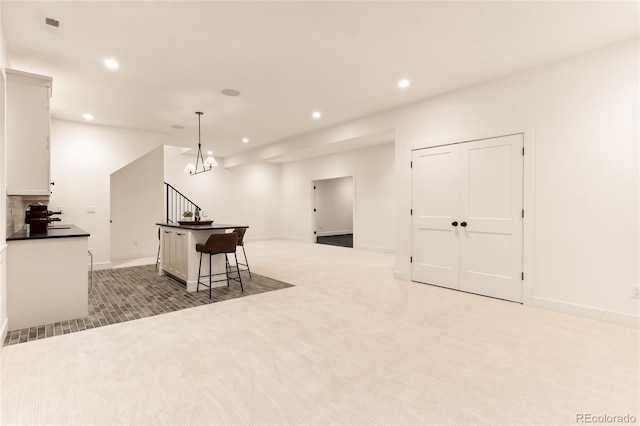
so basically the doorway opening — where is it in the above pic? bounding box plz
[313,176,354,248]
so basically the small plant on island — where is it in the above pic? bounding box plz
[183,211,193,218]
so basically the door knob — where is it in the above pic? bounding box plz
[460,221,467,227]
[451,221,458,227]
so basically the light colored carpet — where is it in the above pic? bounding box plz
[1,239,638,425]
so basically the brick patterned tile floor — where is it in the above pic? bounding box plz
[3,264,293,346]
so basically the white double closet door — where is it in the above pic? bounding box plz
[411,134,523,302]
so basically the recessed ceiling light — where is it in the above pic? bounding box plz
[170,125,184,130]
[103,58,119,69]
[82,113,94,120]
[242,138,249,144]
[312,112,321,119]
[221,89,240,97]
[398,79,410,89]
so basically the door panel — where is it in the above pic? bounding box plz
[412,134,523,302]
[459,135,523,302]
[411,145,459,290]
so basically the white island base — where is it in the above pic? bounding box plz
[158,223,248,292]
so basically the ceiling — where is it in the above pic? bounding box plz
[2,1,638,160]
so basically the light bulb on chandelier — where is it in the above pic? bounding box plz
[185,111,218,175]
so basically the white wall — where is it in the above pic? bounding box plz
[163,146,280,240]
[110,145,164,260]
[49,120,170,268]
[280,142,395,252]
[232,39,637,324]
[315,176,353,236]
[391,39,639,324]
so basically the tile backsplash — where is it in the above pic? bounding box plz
[6,195,50,235]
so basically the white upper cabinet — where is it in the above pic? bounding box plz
[6,69,52,196]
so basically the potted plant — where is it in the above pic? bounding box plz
[182,211,193,221]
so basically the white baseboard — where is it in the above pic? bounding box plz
[244,236,281,242]
[317,230,353,237]
[354,244,394,254]
[110,250,157,261]
[92,261,112,271]
[530,296,640,328]
[0,318,7,349]
[0,245,7,346]
[394,270,409,281]
[280,236,314,243]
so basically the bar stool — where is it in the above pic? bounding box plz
[232,228,251,278]
[196,232,244,298]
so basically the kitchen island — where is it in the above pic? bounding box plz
[157,223,248,292]
[6,224,90,330]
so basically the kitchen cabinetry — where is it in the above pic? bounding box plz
[6,69,52,196]
[162,228,188,282]
[6,225,89,330]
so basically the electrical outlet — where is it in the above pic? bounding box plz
[87,206,96,214]
[632,286,640,299]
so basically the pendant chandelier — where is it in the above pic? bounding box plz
[184,111,217,175]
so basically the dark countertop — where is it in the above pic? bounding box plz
[7,224,90,241]
[157,222,248,231]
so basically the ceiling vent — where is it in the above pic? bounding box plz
[45,18,60,28]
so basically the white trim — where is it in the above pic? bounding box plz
[409,125,530,151]
[531,296,640,328]
[312,174,356,244]
[242,236,281,242]
[522,128,536,306]
[110,250,158,261]
[317,230,353,237]
[0,318,8,348]
[394,270,409,280]
[92,261,113,271]
[0,245,7,346]
[280,236,314,243]
[354,244,393,254]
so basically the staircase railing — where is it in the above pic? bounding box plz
[165,182,201,224]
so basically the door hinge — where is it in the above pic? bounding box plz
[313,186,316,190]
[410,256,413,263]
[521,272,524,280]
[314,208,316,212]
[522,209,524,218]
[410,209,413,216]
[314,231,317,235]
[522,147,525,156]
[410,161,413,168]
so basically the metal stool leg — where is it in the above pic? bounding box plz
[197,252,203,293]
[235,252,244,292]
[241,245,251,278]
[225,254,231,288]
[209,253,213,299]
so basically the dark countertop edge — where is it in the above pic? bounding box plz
[7,225,90,241]
[156,223,249,231]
